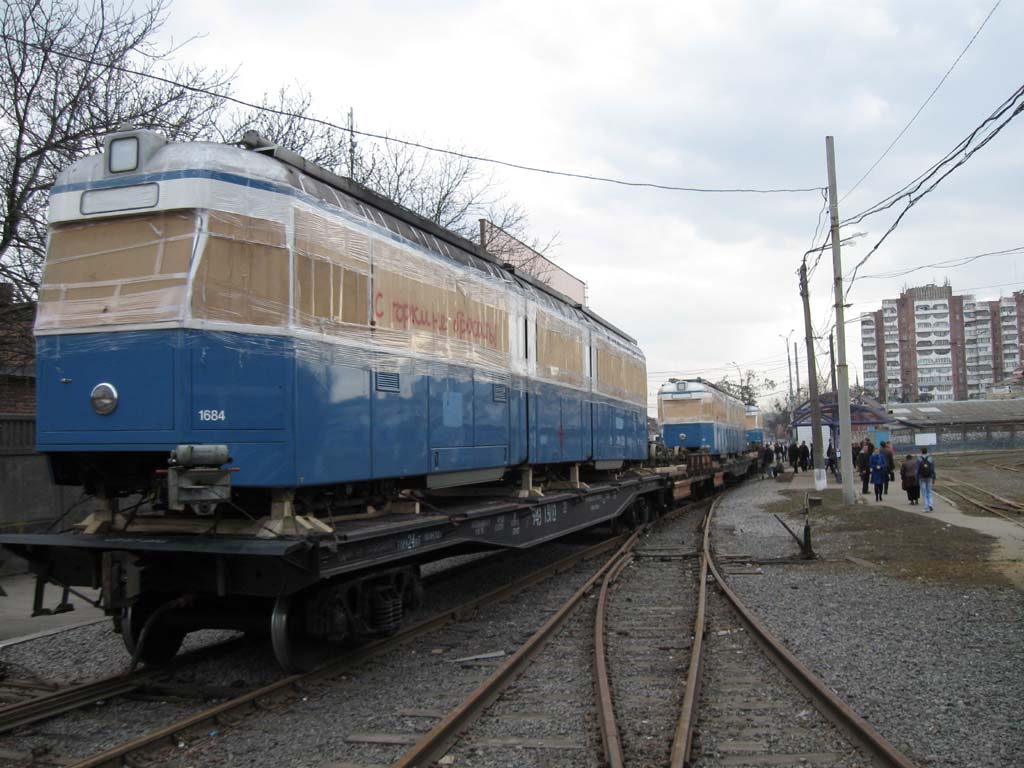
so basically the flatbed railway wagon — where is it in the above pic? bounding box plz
[0,128,727,670]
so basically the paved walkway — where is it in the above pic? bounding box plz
[779,466,1024,588]
[0,572,104,644]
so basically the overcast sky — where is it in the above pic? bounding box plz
[153,0,1023,412]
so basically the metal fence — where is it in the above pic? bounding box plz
[890,423,1023,453]
[0,414,35,455]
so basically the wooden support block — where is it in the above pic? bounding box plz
[270,490,295,520]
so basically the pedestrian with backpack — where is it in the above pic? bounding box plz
[917,447,936,511]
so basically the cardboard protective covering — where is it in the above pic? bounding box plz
[536,310,585,388]
[370,236,510,370]
[36,211,196,329]
[659,399,707,422]
[38,138,647,403]
[595,338,646,406]
[659,386,745,427]
[293,210,370,330]
[191,211,290,327]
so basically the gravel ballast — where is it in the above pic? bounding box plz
[713,477,1024,768]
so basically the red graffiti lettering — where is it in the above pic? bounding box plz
[376,293,496,347]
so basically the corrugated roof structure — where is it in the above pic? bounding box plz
[885,399,1024,427]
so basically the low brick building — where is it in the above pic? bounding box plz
[0,285,36,418]
[0,288,86,572]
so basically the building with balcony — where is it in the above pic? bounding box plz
[861,283,1023,403]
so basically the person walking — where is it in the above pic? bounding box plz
[798,441,810,472]
[857,440,871,494]
[788,442,799,474]
[917,447,937,511]
[869,446,887,501]
[826,442,835,474]
[761,444,774,479]
[900,454,920,505]
[881,441,895,495]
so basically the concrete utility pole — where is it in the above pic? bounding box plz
[829,332,837,395]
[799,262,826,488]
[826,136,856,504]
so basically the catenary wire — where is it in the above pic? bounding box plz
[841,82,1024,294]
[840,81,1024,229]
[841,0,1003,202]
[0,31,824,195]
[853,244,1024,280]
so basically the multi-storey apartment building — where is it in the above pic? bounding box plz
[861,283,1021,402]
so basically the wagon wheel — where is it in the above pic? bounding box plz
[121,594,186,666]
[270,592,343,673]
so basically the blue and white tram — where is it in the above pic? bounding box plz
[657,379,746,455]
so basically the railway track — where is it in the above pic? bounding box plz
[939,481,1024,529]
[597,517,700,766]
[0,636,247,738]
[686,497,916,767]
[409,492,918,768]
[4,485,924,767]
[5,535,624,767]
[402,499,707,768]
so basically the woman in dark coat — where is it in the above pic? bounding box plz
[869,447,888,502]
[900,454,921,504]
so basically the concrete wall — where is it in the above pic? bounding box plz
[0,454,84,576]
[0,414,90,575]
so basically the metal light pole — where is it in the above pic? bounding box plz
[826,136,856,504]
[794,343,801,400]
[799,262,825,488]
[779,330,794,438]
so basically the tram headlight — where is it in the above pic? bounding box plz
[108,136,139,173]
[90,383,119,415]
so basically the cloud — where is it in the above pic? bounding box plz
[155,0,1024,407]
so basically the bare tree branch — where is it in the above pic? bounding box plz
[0,0,230,300]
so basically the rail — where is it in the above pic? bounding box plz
[66,536,626,768]
[392,531,641,768]
[0,636,246,735]
[686,489,919,768]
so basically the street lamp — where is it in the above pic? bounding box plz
[728,360,744,394]
[778,330,794,401]
[779,330,795,440]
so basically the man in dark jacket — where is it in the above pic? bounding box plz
[857,440,871,494]
[881,441,895,495]
[788,442,799,473]
[798,441,810,471]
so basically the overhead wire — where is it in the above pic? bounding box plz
[840,81,1024,295]
[804,189,832,281]
[0,31,825,195]
[841,0,1003,202]
[852,244,1024,280]
[840,83,1024,234]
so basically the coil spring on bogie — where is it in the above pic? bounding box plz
[370,585,403,635]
